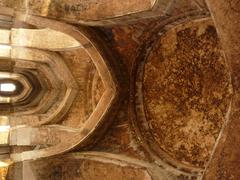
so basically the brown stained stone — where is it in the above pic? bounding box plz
[111,26,142,75]
[142,19,232,168]
[27,155,152,180]
[166,0,207,16]
[0,0,206,26]
[0,0,15,8]
[22,0,155,24]
[203,0,240,179]
[111,20,152,74]
[48,0,153,20]
[108,20,155,76]
[93,100,150,161]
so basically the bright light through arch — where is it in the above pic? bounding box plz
[0,83,16,92]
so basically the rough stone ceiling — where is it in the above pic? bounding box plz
[0,0,238,179]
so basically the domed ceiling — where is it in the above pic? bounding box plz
[0,0,239,179]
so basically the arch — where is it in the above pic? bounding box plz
[8,14,125,161]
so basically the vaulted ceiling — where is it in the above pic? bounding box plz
[0,0,239,179]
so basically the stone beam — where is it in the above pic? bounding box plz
[0,0,172,26]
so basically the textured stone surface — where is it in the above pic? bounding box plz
[1,0,240,179]
[60,49,104,128]
[93,99,149,161]
[142,19,232,168]
[16,154,153,180]
[0,0,169,25]
[46,0,154,20]
[203,0,240,179]
[0,12,124,163]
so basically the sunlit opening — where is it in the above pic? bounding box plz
[0,83,16,92]
[0,45,11,57]
[0,45,11,50]
[0,125,10,132]
[0,124,10,145]
[0,161,8,168]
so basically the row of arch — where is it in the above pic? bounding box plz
[0,7,123,166]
